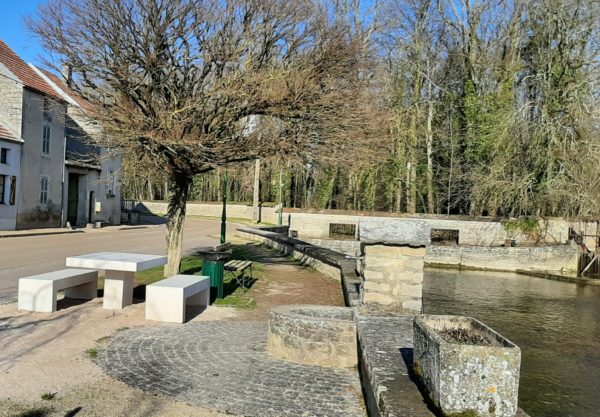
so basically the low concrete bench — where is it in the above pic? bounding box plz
[18,269,98,312]
[145,275,210,323]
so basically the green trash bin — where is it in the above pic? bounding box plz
[198,251,231,299]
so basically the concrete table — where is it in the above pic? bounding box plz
[66,252,167,310]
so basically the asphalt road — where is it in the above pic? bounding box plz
[0,218,226,302]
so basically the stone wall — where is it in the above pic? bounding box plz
[138,200,281,224]
[426,243,579,273]
[304,238,361,256]
[0,69,23,137]
[285,209,574,246]
[362,245,425,313]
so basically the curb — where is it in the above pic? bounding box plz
[0,230,84,239]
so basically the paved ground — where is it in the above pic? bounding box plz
[0,218,225,303]
[99,321,364,417]
[0,238,357,417]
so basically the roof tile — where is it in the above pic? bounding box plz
[0,120,19,141]
[0,38,62,100]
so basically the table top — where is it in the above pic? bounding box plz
[66,252,168,272]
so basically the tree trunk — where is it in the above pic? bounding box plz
[164,172,191,277]
[426,86,435,214]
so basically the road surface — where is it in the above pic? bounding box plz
[0,218,227,302]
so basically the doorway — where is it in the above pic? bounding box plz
[88,190,95,224]
[67,173,79,226]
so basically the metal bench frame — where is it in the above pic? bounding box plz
[224,260,253,291]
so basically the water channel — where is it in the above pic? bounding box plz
[423,269,600,417]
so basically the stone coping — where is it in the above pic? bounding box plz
[237,226,362,307]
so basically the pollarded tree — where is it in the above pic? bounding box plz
[30,0,376,275]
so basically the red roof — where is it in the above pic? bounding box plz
[38,68,93,110]
[0,121,19,141]
[0,39,62,100]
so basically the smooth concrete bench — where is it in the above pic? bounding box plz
[145,275,210,323]
[18,269,98,312]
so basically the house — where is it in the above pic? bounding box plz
[0,39,67,229]
[33,66,122,227]
[0,121,21,230]
[0,39,121,230]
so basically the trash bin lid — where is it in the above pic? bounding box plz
[196,250,231,261]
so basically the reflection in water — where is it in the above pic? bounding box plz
[423,269,600,417]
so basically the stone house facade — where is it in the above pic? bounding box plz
[0,39,121,230]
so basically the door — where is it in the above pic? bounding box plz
[88,190,95,223]
[67,173,79,226]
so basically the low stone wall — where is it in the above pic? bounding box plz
[136,200,281,224]
[267,305,357,368]
[426,243,579,272]
[304,238,361,256]
[236,226,362,307]
[285,209,574,246]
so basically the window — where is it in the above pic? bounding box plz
[106,170,115,197]
[431,229,460,245]
[0,175,5,204]
[329,223,357,240]
[42,124,51,155]
[40,176,49,206]
[0,148,8,164]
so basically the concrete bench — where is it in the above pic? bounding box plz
[145,275,210,323]
[18,269,98,312]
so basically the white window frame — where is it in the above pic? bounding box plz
[40,175,49,206]
[42,123,51,156]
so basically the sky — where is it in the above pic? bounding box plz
[0,0,47,65]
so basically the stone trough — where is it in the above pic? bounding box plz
[267,305,357,368]
[413,315,521,417]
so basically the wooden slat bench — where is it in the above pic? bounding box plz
[224,260,253,291]
[18,269,98,312]
[145,275,210,323]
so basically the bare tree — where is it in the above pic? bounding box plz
[29,0,376,275]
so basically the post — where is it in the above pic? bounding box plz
[278,167,283,226]
[253,158,261,223]
[220,170,227,244]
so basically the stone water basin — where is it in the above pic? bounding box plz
[267,305,357,368]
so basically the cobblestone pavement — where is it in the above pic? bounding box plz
[98,321,365,417]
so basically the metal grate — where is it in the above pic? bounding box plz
[431,229,459,245]
[329,223,356,240]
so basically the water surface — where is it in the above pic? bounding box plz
[423,269,600,417]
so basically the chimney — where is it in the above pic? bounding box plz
[61,63,73,88]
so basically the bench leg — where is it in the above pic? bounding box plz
[65,280,98,300]
[145,287,185,323]
[103,270,135,310]
[188,287,210,309]
[18,279,56,313]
